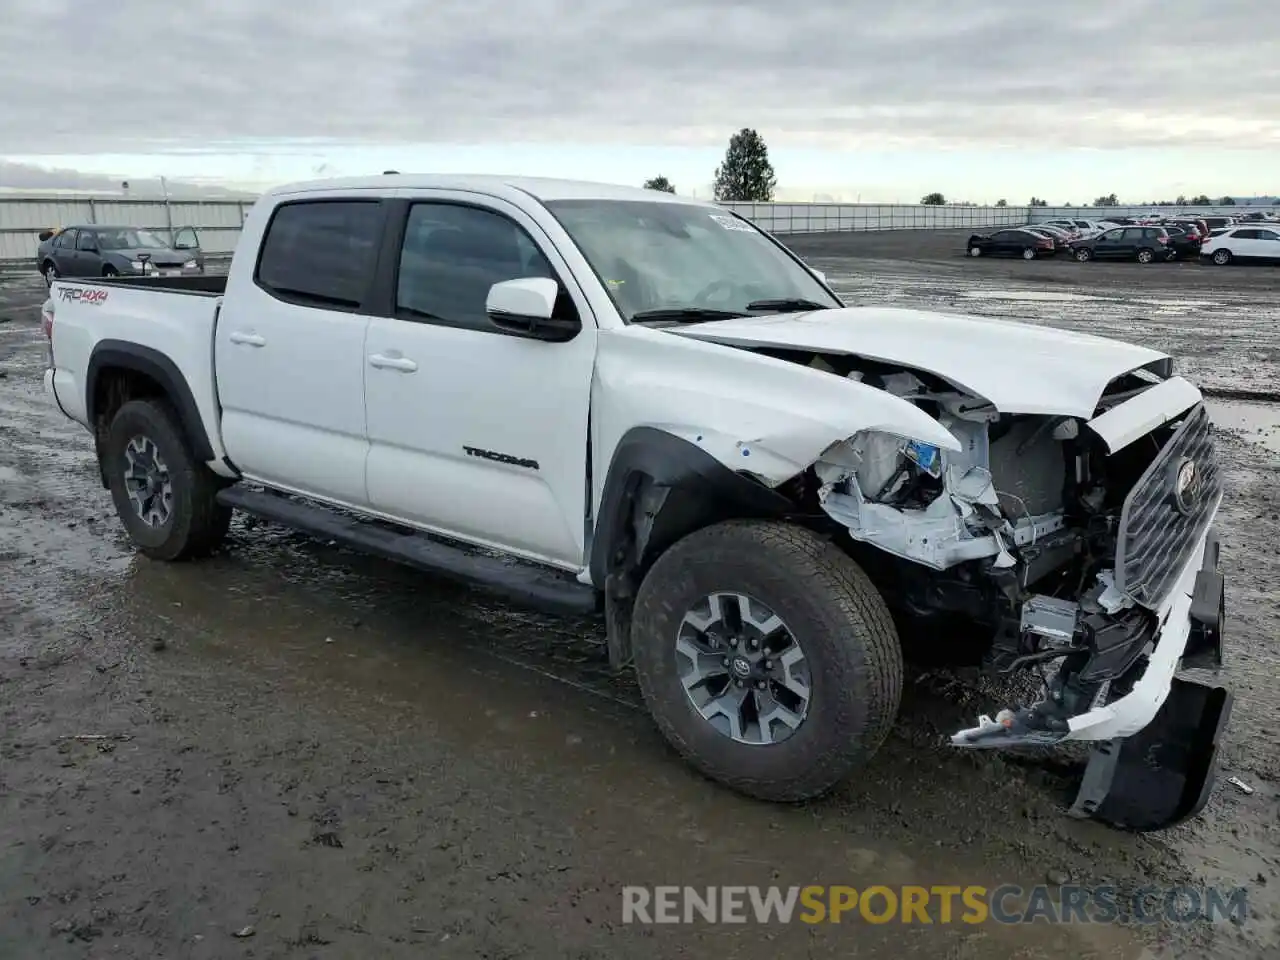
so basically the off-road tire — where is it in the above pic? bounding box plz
[630,520,903,802]
[105,398,230,560]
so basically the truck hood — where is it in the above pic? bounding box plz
[666,306,1170,417]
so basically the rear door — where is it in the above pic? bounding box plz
[75,229,102,276]
[214,197,385,506]
[51,229,78,274]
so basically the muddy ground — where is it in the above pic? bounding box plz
[1,239,1278,959]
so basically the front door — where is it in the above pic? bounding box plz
[362,194,597,569]
[173,226,204,270]
[1092,229,1125,259]
[214,197,385,507]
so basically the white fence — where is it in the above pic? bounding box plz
[0,197,252,263]
[0,195,1268,264]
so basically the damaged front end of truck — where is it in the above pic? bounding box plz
[795,358,1230,830]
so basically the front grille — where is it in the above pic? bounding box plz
[1114,403,1221,608]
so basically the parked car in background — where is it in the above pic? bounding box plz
[1070,226,1174,263]
[1201,216,1236,232]
[1042,218,1107,237]
[1200,225,1280,265]
[966,228,1056,259]
[37,225,204,287]
[1169,217,1211,240]
[1022,224,1072,253]
[1162,224,1204,259]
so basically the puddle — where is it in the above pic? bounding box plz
[960,290,1114,303]
[1208,400,1280,455]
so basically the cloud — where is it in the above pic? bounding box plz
[0,0,1277,157]
[0,160,250,197]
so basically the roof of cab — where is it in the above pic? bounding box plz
[267,173,715,207]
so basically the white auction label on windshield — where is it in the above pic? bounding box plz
[709,214,757,233]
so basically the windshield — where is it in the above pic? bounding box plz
[96,228,170,250]
[543,199,841,322]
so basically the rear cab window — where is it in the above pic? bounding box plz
[255,199,384,310]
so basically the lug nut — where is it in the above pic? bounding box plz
[749,638,758,650]
[721,656,730,666]
[763,659,773,670]
[729,637,738,648]
[735,679,744,687]
[756,681,766,690]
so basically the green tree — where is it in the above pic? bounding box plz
[995,199,1007,207]
[1029,197,1048,207]
[1093,193,1118,206]
[712,129,777,202]
[920,192,946,205]
[1220,196,1237,205]
[643,175,675,193]
[1176,195,1188,205]
[1190,194,1212,205]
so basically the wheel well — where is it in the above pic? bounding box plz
[590,427,809,670]
[90,367,169,487]
[102,264,117,275]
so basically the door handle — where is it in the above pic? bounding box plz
[368,354,418,373]
[228,331,266,347]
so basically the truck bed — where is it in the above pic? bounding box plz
[81,274,228,296]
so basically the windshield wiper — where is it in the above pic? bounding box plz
[629,307,747,324]
[745,298,832,313]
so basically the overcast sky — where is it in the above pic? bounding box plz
[1,0,1276,202]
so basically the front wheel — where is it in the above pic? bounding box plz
[630,521,903,802]
[1022,247,1036,260]
[103,265,118,278]
[969,245,982,257]
[104,399,231,560]
[43,261,58,287]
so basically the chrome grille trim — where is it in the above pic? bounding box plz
[1113,403,1221,609]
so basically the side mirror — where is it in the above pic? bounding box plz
[486,278,579,342]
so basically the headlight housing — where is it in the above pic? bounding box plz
[183,259,197,270]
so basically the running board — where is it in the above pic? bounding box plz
[216,486,598,616]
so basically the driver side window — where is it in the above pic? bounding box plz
[396,203,575,333]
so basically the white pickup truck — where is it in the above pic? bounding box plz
[42,175,1230,829]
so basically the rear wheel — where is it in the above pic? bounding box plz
[1212,249,1232,266]
[1022,247,1036,260]
[1137,248,1155,264]
[1075,247,1093,262]
[630,520,903,802]
[105,399,231,560]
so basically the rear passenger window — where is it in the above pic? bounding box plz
[255,200,383,310]
[395,203,570,332]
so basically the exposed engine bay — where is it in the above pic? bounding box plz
[735,345,1229,826]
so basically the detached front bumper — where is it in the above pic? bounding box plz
[952,523,1231,830]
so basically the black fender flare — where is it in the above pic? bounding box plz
[87,340,215,462]
[588,426,796,588]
